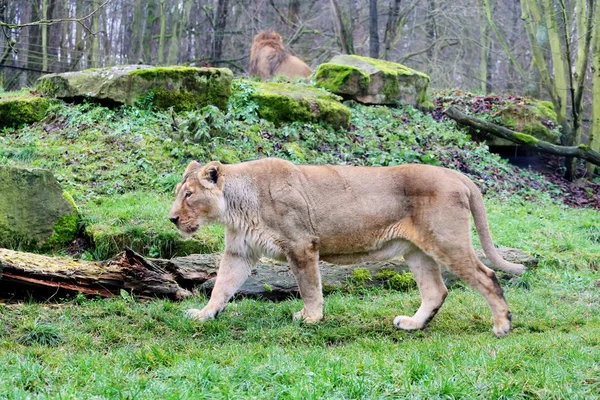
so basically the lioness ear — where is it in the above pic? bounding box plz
[198,161,222,189]
[183,160,202,178]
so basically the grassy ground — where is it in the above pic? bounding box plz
[0,268,598,399]
[1,83,599,398]
[1,199,599,398]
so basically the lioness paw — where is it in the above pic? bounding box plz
[184,308,215,322]
[393,315,422,331]
[493,320,511,337]
[293,309,323,323]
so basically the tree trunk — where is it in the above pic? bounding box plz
[288,0,300,25]
[90,0,100,68]
[212,0,229,65]
[0,247,535,301]
[566,0,594,179]
[521,0,553,99]
[587,2,600,178]
[479,2,493,93]
[369,0,379,58]
[330,0,353,54]
[445,106,600,167]
[383,0,402,60]
[130,0,144,63]
[158,0,166,64]
[41,0,48,71]
[426,0,437,60]
[167,0,182,65]
[541,0,569,144]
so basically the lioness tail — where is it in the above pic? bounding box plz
[465,178,526,275]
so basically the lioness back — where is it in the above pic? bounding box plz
[227,158,471,255]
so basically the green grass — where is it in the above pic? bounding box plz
[82,191,223,259]
[0,83,599,397]
[0,265,598,398]
[485,198,600,270]
[1,199,599,397]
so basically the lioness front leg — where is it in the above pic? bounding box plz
[186,250,255,321]
[394,250,448,331]
[286,238,323,323]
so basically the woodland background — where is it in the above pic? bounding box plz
[0,0,588,94]
[1,0,599,180]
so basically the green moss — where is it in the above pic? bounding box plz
[263,284,273,292]
[249,81,350,129]
[0,95,52,128]
[62,191,79,212]
[35,77,69,98]
[283,142,307,162]
[417,89,434,111]
[132,67,233,112]
[314,63,370,93]
[535,101,558,121]
[383,78,400,101]
[495,102,559,144]
[373,269,399,281]
[44,213,79,249]
[128,66,207,80]
[386,272,416,291]
[513,132,539,145]
[350,268,372,285]
[352,55,430,80]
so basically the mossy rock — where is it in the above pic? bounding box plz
[0,166,78,250]
[248,81,351,129]
[314,55,432,110]
[492,101,560,146]
[35,65,233,112]
[0,92,52,128]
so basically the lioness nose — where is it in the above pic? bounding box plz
[169,216,179,225]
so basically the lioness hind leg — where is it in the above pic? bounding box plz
[286,238,323,323]
[186,250,254,321]
[437,250,512,337]
[394,250,448,331]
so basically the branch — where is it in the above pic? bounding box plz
[445,106,600,167]
[398,38,459,63]
[0,0,111,36]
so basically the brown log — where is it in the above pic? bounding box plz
[0,247,192,300]
[445,106,600,167]
[0,246,537,301]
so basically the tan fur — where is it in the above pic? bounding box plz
[169,158,525,337]
[248,30,312,81]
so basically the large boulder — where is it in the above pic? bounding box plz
[36,65,233,111]
[315,55,432,110]
[0,92,52,128]
[0,166,78,250]
[249,81,351,129]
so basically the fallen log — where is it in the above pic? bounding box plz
[0,246,537,301]
[445,106,600,168]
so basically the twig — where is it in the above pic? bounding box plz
[0,0,112,36]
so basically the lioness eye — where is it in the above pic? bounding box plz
[185,191,192,198]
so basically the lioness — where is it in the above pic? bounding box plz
[169,158,525,337]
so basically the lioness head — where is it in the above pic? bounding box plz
[168,161,225,234]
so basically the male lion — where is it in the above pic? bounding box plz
[169,158,525,337]
[248,30,312,81]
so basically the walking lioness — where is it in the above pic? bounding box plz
[169,158,525,336]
